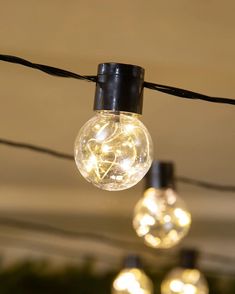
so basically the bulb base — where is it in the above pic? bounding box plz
[180,249,198,269]
[123,255,142,269]
[94,63,145,114]
[145,161,175,190]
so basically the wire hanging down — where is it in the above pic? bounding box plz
[1,138,234,192]
[0,54,234,105]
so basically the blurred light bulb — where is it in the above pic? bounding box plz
[161,267,209,294]
[133,187,191,248]
[74,111,153,191]
[112,268,153,294]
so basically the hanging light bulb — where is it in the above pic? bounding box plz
[161,249,209,294]
[74,63,153,191]
[112,255,153,294]
[133,161,191,248]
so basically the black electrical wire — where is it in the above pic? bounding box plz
[1,137,234,192]
[0,54,235,106]
[144,82,235,105]
[0,216,234,268]
[0,235,94,262]
[0,235,234,278]
[0,54,96,82]
[0,234,123,268]
[0,138,74,160]
[177,176,235,192]
[0,217,171,263]
[201,251,235,266]
[0,216,146,252]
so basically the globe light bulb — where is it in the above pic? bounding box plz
[133,162,191,248]
[112,256,153,294]
[161,267,209,294]
[74,111,153,191]
[74,62,153,191]
[161,249,209,294]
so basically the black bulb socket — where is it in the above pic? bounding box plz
[145,161,176,190]
[180,248,199,269]
[94,63,145,114]
[123,255,142,269]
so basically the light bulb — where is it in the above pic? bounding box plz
[74,62,153,191]
[133,187,191,248]
[74,111,153,191]
[161,267,209,294]
[112,268,153,294]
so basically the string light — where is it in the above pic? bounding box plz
[0,54,234,291]
[133,161,191,249]
[112,255,153,294]
[161,249,209,294]
[74,63,153,191]
[1,54,234,191]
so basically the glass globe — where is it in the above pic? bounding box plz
[74,111,153,191]
[112,268,153,294]
[133,188,191,248]
[161,267,209,294]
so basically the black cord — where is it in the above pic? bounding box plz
[0,54,96,82]
[0,216,233,270]
[0,138,74,160]
[144,82,235,105]
[1,138,234,192]
[0,217,168,263]
[201,251,235,266]
[0,235,234,276]
[177,176,235,192]
[0,234,93,262]
[0,217,145,251]
[0,234,123,268]
[0,54,234,106]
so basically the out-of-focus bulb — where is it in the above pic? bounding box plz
[161,267,209,294]
[74,111,153,191]
[112,268,153,294]
[133,187,191,248]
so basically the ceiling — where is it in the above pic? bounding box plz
[0,0,234,273]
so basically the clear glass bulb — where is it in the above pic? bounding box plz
[112,268,153,294]
[133,188,191,248]
[161,267,209,294]
[74,111,153,191]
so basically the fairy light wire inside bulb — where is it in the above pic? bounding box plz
[133,187,191,248]
[162,249,209,294]
[133,161,191,249]
[74,111,153,191]
[161,268,209,294]
[112,268,153,294]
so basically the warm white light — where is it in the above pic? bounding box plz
[161,268,209,294]
[133,188,191,249]
[144,234,161,247]
[169,279,184,292]
[74,111,153,191]
[183,284,197,294]
[112,268,153,294]
[174,208,191,227]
